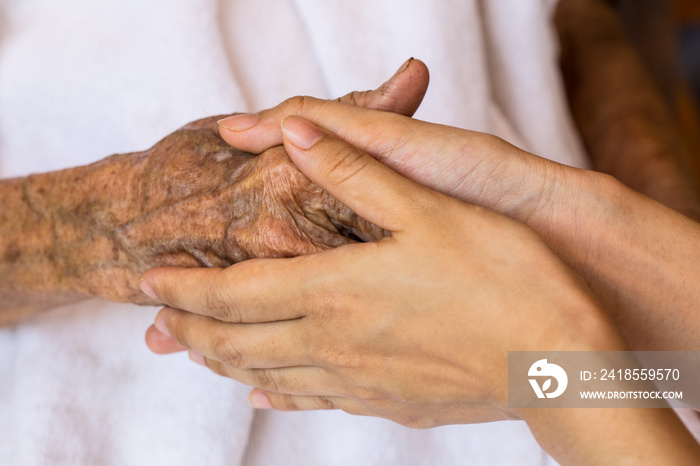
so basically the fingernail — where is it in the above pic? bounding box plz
[188,350,206,367]
[249,391,272,409]
[218,113,259,131]
[139,280,158,300]
[154,310,172,338]
[282,116,327,150]
[393,58,413,77]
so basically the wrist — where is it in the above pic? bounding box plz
[473,146,577,233]
[24,153,147,300]
[22,170,94,297]
[523,407,700,465]
[515,162,620,271]
[0,174,89,320]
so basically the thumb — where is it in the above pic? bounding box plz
[218,58,429,155]
[280,116,436,232]
[335,58,429,117]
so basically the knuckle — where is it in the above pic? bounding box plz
[398,415,427,429]
[204,359,229,378]
[204,280,241,323]
[278,395,301,411]
[252,368,280,392]
[160,309,184,342]
[316,396,337,410]
[402,189,447,227]
[337,400,368,417]
[325,145,371,186]
[211,332,245,368]
[281,95,319,118]
[281,95,305,114]
[341,90,363,106]
[304,333,347,368]
[206,358,241,384]
[306,341,333,365]
[350,385,384,403]
[151,279,177,307]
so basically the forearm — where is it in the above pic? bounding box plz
[1,122,381,326]
[0,174,87,325]
[555,0,700,220]
[0,150,162,325]
[525,407,700,465]
[527,168,700,350]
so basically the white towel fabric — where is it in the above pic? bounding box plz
[0,0,592,464]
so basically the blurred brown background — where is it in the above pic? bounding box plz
[611,0,700,182]
[675,0,700,180]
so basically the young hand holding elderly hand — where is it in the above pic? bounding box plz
[141,108,700,464]
[143,113,620,417]
[213,93,700,352]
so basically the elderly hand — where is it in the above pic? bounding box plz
[142,116,620,425]
[16,115,385,306]
[0,59,429,321]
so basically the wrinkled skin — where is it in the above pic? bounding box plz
[22,115,384,305]
[0,58,429,324]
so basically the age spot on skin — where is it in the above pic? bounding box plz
[4,243,20,263]
[214,151,233,162]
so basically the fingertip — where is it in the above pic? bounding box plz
[217,113,259,132]
[139,278,157,300]
[154,308,175,338]
[408,58,430,92]
[144,324,159,351]
[377,58,430,116]
[281,115,328,151]
[140,266,169,291]
[389,57,428,83]
[145,324,187,354]
[249,389,273,409]
[219,118,286,155]
[407,57,429,79]
[392,57,413,77]
[140,266,191,304]
[188,350,207,367]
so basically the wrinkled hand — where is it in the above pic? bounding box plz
[30,60,428,305]
[142,116,621,428]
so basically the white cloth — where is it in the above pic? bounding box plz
[0,0,589,464]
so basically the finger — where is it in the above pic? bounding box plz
[217,95,493,206]
[248,389,379,421]
[249,388,334,411]
[280,116,438,232]
[141,256,332,322]
[154,307,309,369]
[335,57,429,117]
[218,58,429,154]
[145,323,188,354]
[141,256,304,323]
[205,360,341,397]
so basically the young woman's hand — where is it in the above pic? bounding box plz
[142,116,619,425]
[142,116,700,465]
[216,91,700,351]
